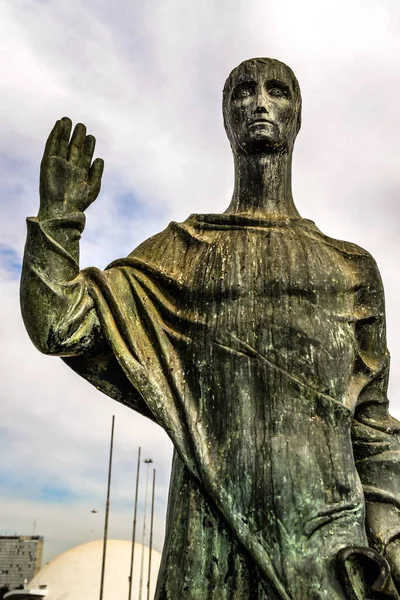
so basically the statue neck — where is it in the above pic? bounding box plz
[225,150,301,219]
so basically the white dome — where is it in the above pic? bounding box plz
[25,540,161,600]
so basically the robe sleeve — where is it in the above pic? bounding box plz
[351,255,400,559]
[20,214,155,419]
[20,213,103,356]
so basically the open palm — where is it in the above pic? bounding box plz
[38,117,104,221]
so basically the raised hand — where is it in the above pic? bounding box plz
[38,117,104,221]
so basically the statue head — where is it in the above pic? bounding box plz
[223,58,302,155]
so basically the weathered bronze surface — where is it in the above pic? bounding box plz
[20,58,400,599]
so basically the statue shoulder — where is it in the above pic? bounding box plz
[306,223,383,285]
[307,224,371,258]
[127,219,192,259]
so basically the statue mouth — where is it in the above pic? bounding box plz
[249,119,274,128]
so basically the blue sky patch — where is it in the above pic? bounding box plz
[113,189,167,224]
[0,244,22,277]
[0,469,81,505]
[38,485,80,504]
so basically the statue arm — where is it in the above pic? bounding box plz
[351,256,400,585]
[20,118,105,356]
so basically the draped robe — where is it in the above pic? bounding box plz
[21,212,400,599]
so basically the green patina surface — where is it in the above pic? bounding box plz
[20,59,400,599]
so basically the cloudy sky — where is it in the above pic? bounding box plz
[2,0,400,571]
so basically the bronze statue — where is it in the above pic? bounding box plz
[20,58,400,599]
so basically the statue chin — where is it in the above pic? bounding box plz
[249,138,289,154]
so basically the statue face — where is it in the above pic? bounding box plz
[223,59,301,154]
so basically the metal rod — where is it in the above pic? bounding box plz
[138,458,152,600]
[128,446,141,600]
[146,469,156,600]
[99,415,115,600]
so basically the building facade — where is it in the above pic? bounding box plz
[0,536,43,592]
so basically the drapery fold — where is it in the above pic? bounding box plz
[22,213,400,599]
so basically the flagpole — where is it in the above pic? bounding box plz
[146,469,156,600]
[138,458,152,600]
[128,446,141,600]
[99,415,115,600]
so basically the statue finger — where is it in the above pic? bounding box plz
[42,117,71,161]
[58,117,73,159]
[67,122,87,165]
[88,157,104,194]
[81,135,96,172]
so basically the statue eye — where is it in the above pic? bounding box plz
[267,82,291,99]
[269,87,285,98]
[238,87,253,98]
[232,83,255,99]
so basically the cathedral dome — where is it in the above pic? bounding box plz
[5,540,161,600]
